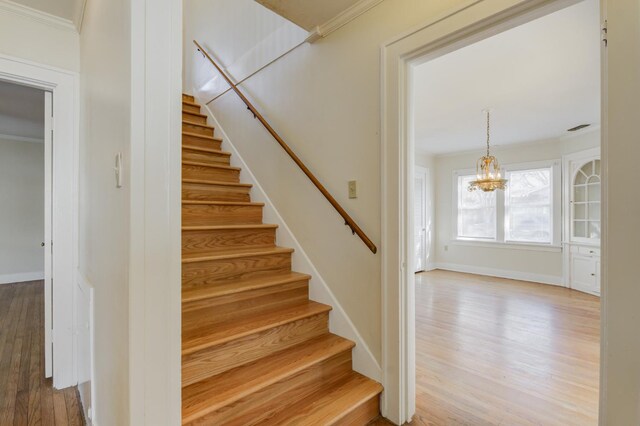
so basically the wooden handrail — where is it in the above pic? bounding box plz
[194,40,378,254]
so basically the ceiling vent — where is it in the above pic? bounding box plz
[568,124,591,132]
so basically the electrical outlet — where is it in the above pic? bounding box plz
[348,180,357,199]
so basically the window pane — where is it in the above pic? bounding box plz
[457,175,496,239]
[506,168,552,243]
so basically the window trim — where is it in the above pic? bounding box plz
[453,159,562,248]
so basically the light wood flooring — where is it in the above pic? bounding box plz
[0,281,85,426]
[410,270,600,426]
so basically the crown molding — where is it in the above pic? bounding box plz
[0,0,77,33]
[306,0,386,43]
[427,125,602,158]
[0,133,44,144]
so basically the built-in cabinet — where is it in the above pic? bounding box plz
[564,148,601,296]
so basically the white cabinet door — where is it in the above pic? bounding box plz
[571,253,599,295]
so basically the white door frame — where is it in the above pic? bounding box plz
[0,53,79,389]
[380,0,598,423]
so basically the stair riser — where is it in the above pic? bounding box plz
[182,135,222,150]
[183,122,214,137]
[182,182,251,202]
[182,253,292,288]
[182,308,325,388]
[183,103,201,114]
[186,350,353,425]
[332,396,380,426]
[183,94,195,102]
[182,164,238,183]
[182,227,276,256]
[182,111,207,124]
[182,149,231,166]
[182,204,263,226]
[182,279,309,313]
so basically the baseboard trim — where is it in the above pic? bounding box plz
[433,263,564,287]
[0,271,44,284]
[200,99,383,382]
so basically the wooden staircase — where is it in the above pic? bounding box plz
[181,94,383,425]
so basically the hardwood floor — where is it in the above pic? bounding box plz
[0,281,85,426]
[411,270,600,426]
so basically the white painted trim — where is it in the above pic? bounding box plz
[0,271,44,284]
[199,100,383,382]
[433,262,564,286]
[75,271,95,425]
[0,133,44,143]
[306,0,386,42]
[129,0,182,423]
[0,50,80,390]
[381,0,584,423]
[0,0,77,32]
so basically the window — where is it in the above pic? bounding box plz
[454,161,560,247]
[457,175,497,240]
[505,168,552,243]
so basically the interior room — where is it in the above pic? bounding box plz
[0,79,85,423]
[411,0,601,423]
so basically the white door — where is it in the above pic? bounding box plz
[414,170,427,272]
[44,91,53,378]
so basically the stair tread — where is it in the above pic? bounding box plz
[182,224,277,231]
[182,333,352,423]
[182,110,207,118]
[182,271,311,303]
[183,119,214,129]
[182,131,221,142]
[182,199,264,206]
[182,178,251,187]
[182,160,239,170]
[182,246,294,263]
[268,372,383,425]
[182,145,231,156]
[182,100,199,107]
[182,300,332,355]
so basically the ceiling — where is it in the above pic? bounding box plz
[4,0,85,27]
[255,0,364,31]
[0,80,45,142]
[412,0,601,156]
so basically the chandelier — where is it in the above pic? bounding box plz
[468,110,508,192]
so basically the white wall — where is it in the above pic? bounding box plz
[602,0,640,422]
[0,5,79,71]
[184,0,307,97]
[431,130,600,283]
[0,138,44,283]
[79,0,131,423]
[184,0,482,363]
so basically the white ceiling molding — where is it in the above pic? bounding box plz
[306,0,385,43]
[74,0,87,32]
[0,133,44,144]
[0,0,76,32]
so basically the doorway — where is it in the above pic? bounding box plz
[408,1,601,423]
[380,0,606,423]
[0,54,80,391]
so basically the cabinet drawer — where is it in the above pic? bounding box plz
[578,247,600,257]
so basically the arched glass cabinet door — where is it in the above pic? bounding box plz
[572,159,601,243]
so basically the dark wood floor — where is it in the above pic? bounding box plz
[409,270,600,426]
[0,281,84,425]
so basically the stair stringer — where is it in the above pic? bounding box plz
[198,98,382,383]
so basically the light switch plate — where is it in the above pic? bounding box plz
[348,180,357,199]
